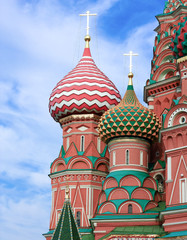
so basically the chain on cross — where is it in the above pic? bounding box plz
[123,51,138,73]
[80,11,97,36]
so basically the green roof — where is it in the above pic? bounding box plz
[162,203,187,212]
[43,230,54,235]
[158,160,165,169]
[51,199,82,240]
[99,225,166,240]
[79,228,92,233]
[105,170,150,186]
[92,213,159,221]
[103,186,139,200]
[145,201,166,213]
[51,144,108,169]
[161,230,187,238]
[81,234,95,240]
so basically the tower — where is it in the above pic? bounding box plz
[43,14,121,239]
[144,0,187,238]
[160,14,187,235]
[91,69,162,240]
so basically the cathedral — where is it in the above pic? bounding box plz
[43,0,187,239]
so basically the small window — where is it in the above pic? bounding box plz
[67,137,70,150]
[140,151,143,166]
[126,150,129,165]
[76,211,81,227]
[180,179,187,203]
[167,157,172,181]
[156,151,159,157]
[81,136,85,152]
[155,174,164,193]
[180,116,186,124]
[128,204,132,214]
[113,151,116,166]
[97,137,101,153]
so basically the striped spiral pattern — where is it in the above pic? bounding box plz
[49,47,121,122]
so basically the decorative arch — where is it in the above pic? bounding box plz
[68,157,92,169]
[95,159,109,172]
[144,201,158,211]
[51,158,66,174]
[55,163,66,172]
[153,63,176,81]
[167,136,173,149]
[96,163,108,172]
[99,202,116,214]
[120,175,141,187]
[108,188,129,201]
[155,36,172,55]
[155,100,161,114]
[165,23,174,36]
[103,177,118,190]
[99,192,107,205]
[176,133,184,147]
[154,173,165,193]
[154,192,161,202]
[118,201,142,214]
[143,177,157,190]
[155,49,174,66]
[131,188,153,200]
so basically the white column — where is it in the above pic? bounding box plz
[167,157,172,181]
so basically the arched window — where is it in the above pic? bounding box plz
[126,150,129,165]
[180,179,187,203]
[97,137,101,153]
[128,204,132,214]
[81,136,85,152]
[76,211,81,227]
[66,137,70,150]
[167,157,172,181]
[140,151,143,166]
[113,151,116,166]
[155,174,164,193]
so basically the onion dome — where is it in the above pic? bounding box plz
[49,35,121,122]
[98,73,161,143]
[170,17,187,59]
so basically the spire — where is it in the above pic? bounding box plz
[119,72,143,108]
[121,51,140,105]
[51,200,82,240]
[80,10,97,57]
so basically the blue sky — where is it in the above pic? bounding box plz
[0,0,166,239]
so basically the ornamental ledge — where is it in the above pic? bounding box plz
[59,113,101,125]
[177,55,187,63]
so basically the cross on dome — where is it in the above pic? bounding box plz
[80,11,97,36]
[123,51,138,73]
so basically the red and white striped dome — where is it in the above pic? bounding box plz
[49,36,121,122]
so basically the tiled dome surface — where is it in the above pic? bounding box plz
[49,37,121,122]
[98,74,161,143]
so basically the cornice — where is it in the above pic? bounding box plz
[144,76,180,102]
[59,113,101,125]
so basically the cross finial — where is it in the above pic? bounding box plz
[80,11,97,36]
[123,51,138,73]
